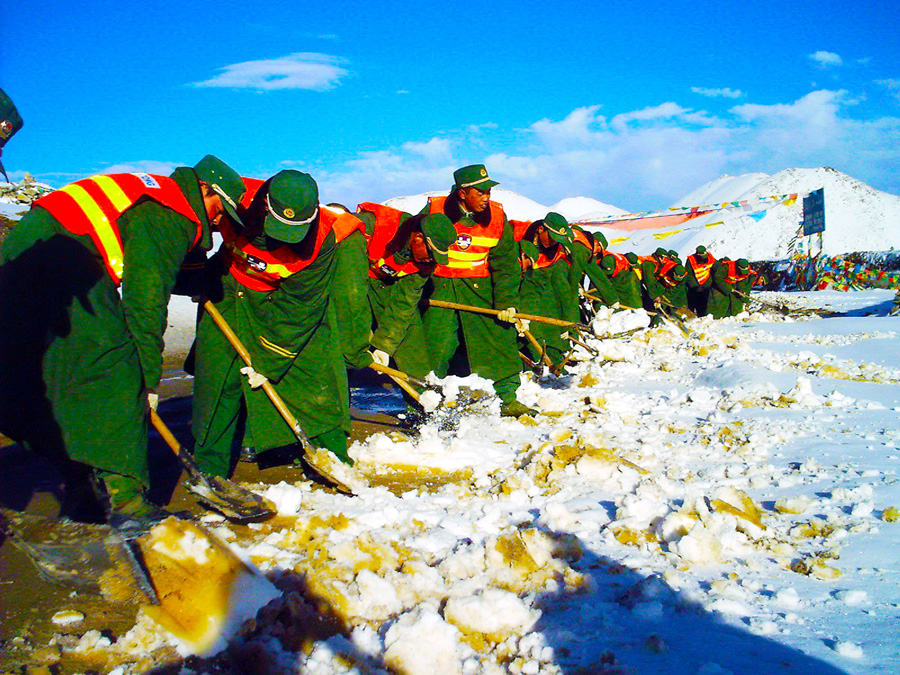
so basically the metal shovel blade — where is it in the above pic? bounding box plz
[0,507,158,603]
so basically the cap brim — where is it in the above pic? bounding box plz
[462,179,498,191]
[264,213,310,244]
[221,200,243,228]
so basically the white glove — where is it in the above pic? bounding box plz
[513,318,531,336]
[145,390,159,412]
[497,307,518,323]
[240,365,268,389]
[370,348,390,366]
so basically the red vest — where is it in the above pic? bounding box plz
[35,173,201,286]
[571,226,594,252]
[722,260,750,284]
[427,196,505,278]
[221,203,333,292]
[240,177,265,210]
[604,251,630,278]
[657,259,680,287]
[325,206,366,244]
[687,252,716,284]
[533,243,568,271]
[360,202,421,280]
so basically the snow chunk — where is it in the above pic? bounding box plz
[384,607,464,675]
[261,481,303,515]
[832,641,864,658]
[444,588,540,637]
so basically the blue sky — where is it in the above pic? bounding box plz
[2,0,898,212]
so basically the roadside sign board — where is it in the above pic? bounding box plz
[802,188,825,236]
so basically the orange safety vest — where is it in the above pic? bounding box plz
[360,202,421,280]
[722,260,750,285]
[604,251,630,278]
[510,219,567,270]
[427,196,505,278]
[657,259,680,287]
[325,206,366,244]
[35,173,201,286]
[221,204,333,292]
[240,177,265,210]
[687,252,716,284]
[571,226,594,251]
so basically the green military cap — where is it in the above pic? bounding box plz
[542,212,575,249]
[625,252,639,265]
[263,170,319,244]
[520,240,539,263]
[654,247,669,258]
[0,89,23,149]
[736,258,750,271]
[421,213,456,265]
[695,245,707,255]
[600,253,616,272]
[668,249,680,259]
[595,231,608,250]
[194,155,245,227]
[453,164,498,192]
[671,264,686,279]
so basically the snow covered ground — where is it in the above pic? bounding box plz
[76,289,900,675]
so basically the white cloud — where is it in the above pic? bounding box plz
[809,51,843,68]
[191,53,348,91]
[401,138,453,162]
[692,87,746,99]
[287,89,900,212]
[96,160,182,176]
[878,79,900,102]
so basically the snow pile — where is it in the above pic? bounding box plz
[47,289,897,675]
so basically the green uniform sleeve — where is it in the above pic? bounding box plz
[641,261,666,302]
[251,234,336,382]
[118,200,199,390]
[712,262,735,294]
[370,272,429,355]
[488,217,522,310]
[332,231,374,369]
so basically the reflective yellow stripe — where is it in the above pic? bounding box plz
[60,181,125,280]
[231,247,296,280]
[447,259,487,269]
[449,250,490,262]
[92,175,132,212]
[258,335,297,358]
[470,236,499,246]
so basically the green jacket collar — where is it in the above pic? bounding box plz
[171,167,213,250]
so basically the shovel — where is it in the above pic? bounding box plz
[150,409,276,523]
[202,301,362,495]
[1,508,278,656]
[427,299,592,332]
[1,506,158,603]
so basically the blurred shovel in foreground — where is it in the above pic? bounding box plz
[368,362,486,410]
[1,509,278,656]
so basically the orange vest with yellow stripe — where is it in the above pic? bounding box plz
[428,196,505,278]
[359,202,421,280]
[657,259,680,287]
[510,219,567,270]
[721,260,750,284]
[35,173,201,286]
[687,252,716,284]
[221,204,333,292]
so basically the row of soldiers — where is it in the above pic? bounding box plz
[0,148,756,527]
